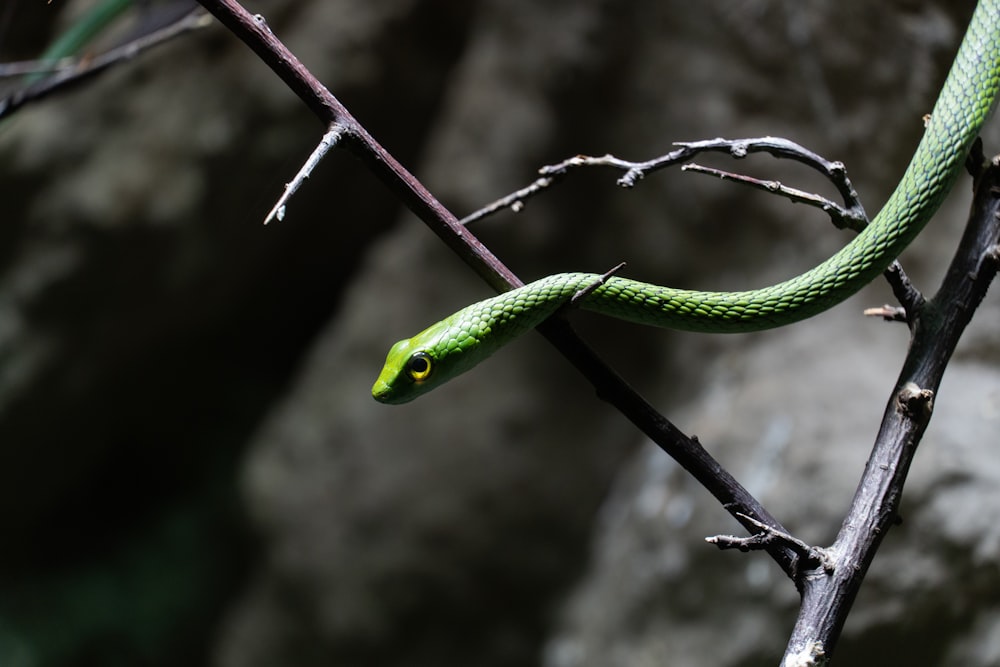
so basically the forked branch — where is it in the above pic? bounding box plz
[781,156,1000,664]
[463,137,868,231]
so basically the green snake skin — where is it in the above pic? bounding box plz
[374,0,1000,404]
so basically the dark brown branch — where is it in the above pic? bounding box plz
[193,1,518,292]
[781,156,1000,663]
[194,0,800,577]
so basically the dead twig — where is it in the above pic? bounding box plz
[462,137,868,231]
[264,123,347,224]
[707,513,835,573]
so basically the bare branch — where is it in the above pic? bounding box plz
[458,171,563,225]
[0,57,76,78]
[680,162,860,230]
[782,156,1000,663]
[464,136,869,231]
[708,513,835,574]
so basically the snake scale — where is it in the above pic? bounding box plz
[374,0,1000,404]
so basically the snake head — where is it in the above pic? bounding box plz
[371,316,489,404]
[371,337,434,404]
[373,280,569,403]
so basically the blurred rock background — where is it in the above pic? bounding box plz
[2,1,999,665]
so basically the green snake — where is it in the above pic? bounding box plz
[374,0,1000,404]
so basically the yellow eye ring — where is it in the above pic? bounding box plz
[405,352,433,383]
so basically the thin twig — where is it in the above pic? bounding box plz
[681,162,860,231]
[459,171,563,225]
[707,513,834,573]
[463,136,869,231]
[569,262,627,306]
[0,9,212,121]
[0,57,76,78]
[264,122,347,224]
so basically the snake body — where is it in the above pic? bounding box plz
[374,0,1000,404]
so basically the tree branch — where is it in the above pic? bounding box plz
[463,136,869,232]
[780,156,1000,664]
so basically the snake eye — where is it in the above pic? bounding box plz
[405,352,433,383]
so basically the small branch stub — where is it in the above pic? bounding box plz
[971,242,1000,280]
[782,641,828,667]
[896,382,934,420]
[570,262,627,306]
[707,513,834,573]
[863,304,907,322]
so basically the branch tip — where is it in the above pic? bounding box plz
[880,260,924,319]
[708,513,834,573]
[862,304,907,323]
[264,123,346,224]
[570,262,627,306]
